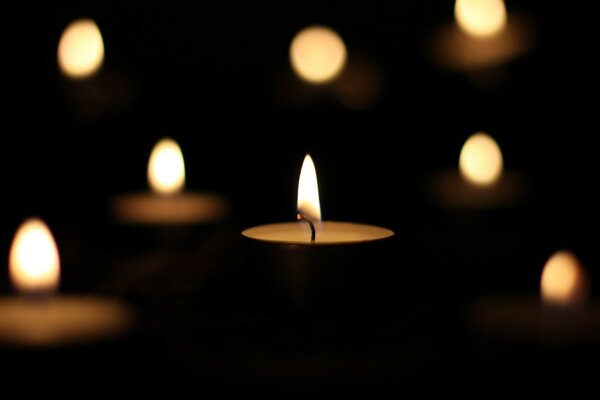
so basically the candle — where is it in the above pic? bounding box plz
[57,17,135,123]
[242,154,394,310]
[0,218,133,346]
[427,132,525,208]
[471,250,600,345]
[111,137,230,225]
[429,0,534,78]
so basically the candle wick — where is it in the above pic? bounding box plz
[297,213,316,242]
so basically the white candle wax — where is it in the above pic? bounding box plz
[242,221,394,244]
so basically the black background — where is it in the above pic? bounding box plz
[2,1,596,226]
[1,0,599,391]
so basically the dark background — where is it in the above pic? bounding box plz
[2,0,596,225]
[0,0,599,391]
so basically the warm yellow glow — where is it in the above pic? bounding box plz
[9,218,60,293]
[147,138,186,195]
[290,26,347,84]
[57,18,105,79]
[297,154,321,221]
[459,132,503,186]
[455,0,507,38]
[541,250,588,307]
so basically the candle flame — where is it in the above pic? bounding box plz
[455,0,507,38]
[290,26,347,84]
[541,250,588,308]
[9,218,60,294]
[459,132,503,186]
[148,138,186,195]
[297,154,321,221]
[57,18,105,79]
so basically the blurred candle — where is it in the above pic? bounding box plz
[428,132,524,208]
[333,53,385,111]
[430,0,533,76]
[57,17,135,124]
[58,18,105,79]
[0,218,133,346]
[111,137,230,225]
[471,250,600,344]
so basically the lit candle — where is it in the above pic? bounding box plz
[427,132,525,208]
[111,137,230,225]
[430,0,534,76]
[242,154,394,309]
[471,250,600,344]
[0,218,133,346]
[57,17,134,123]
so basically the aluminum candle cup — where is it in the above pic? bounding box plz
[242,221,394,310]
[242,154,395,311]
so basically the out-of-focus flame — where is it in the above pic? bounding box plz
[57,18,105,79]
[455,0,507,38]
[289,26,347,84]
[541,250,588,308]
[9,218,60,293]
[459,132,503,186]
[297,154,321,221]
[147,138,186,195]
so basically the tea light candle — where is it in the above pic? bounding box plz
[111,138,230,225]
[0,218,133,347]
[430,0,533,73]
[471,250,600,345]
[242,154,394,309]
[427,132,525,208]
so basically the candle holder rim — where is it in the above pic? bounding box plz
[241,220,394,246]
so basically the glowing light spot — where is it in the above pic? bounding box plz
[58,18,105,79]
[148,138,186,195]
[290,26,347,84]
[455,0,507,38]
[9,218,60,293]
[459,132,503,186]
